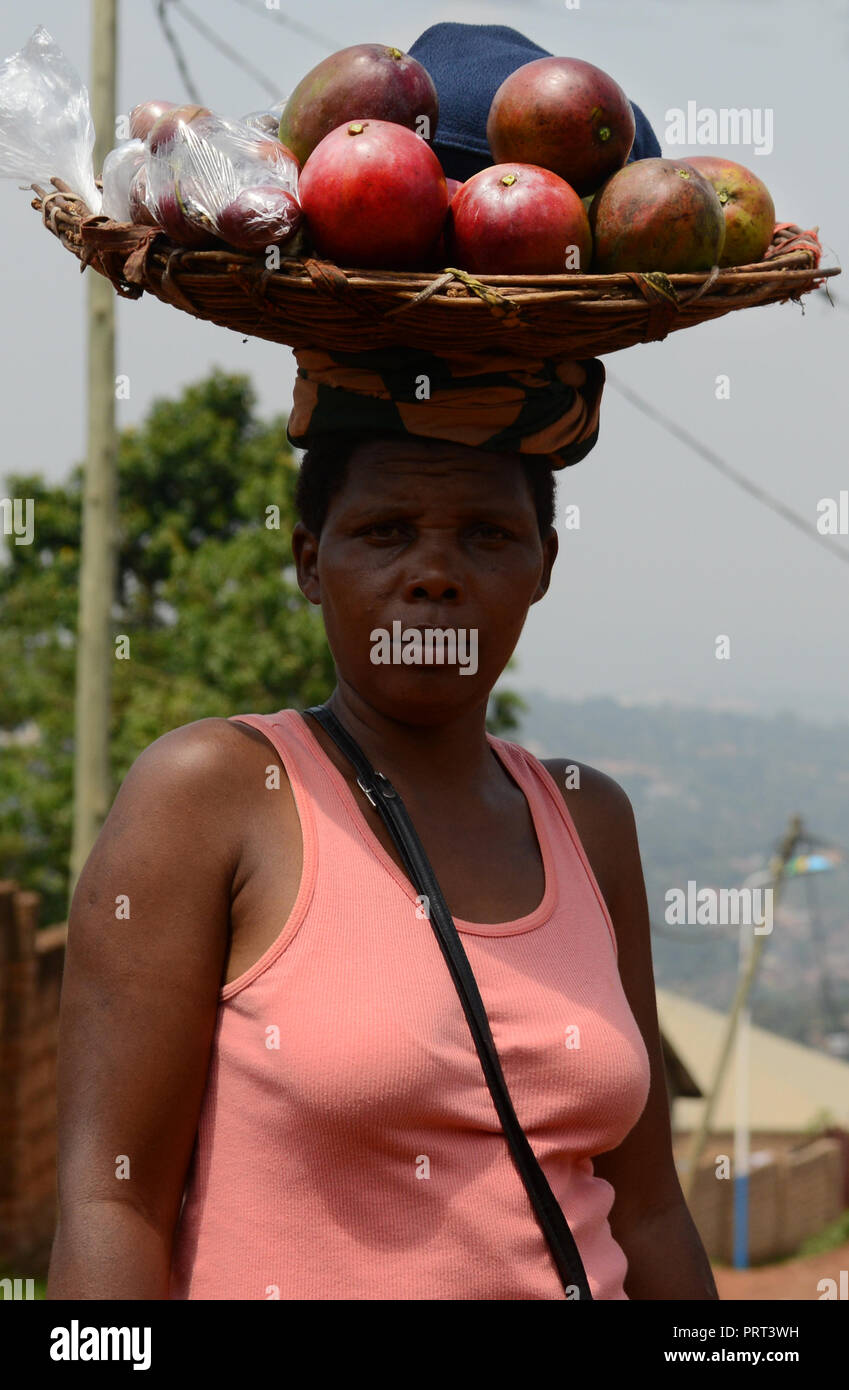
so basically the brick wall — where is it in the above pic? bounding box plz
[0,881,66,1278]
[676,1132,845,1264]
[778,1139,845,1254]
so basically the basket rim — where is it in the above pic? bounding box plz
[32,180,841,295]
[31,178,841,364]
[127,247,841,287]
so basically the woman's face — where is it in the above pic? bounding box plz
[292,437,558,725]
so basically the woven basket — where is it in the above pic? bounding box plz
[33,178,839,359]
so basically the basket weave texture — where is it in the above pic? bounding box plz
[32,179,839,359]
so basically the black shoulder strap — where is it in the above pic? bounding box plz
[304,703,593,1301]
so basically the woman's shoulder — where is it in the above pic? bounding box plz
[129,713,270,774]
[122,716,295,820]
[534,751,637,922]
[537,752,634,820]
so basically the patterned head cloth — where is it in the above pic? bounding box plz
[286,346,606,469]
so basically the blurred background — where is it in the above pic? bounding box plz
[1,0,847,1300]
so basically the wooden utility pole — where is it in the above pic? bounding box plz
[68,0,118,905]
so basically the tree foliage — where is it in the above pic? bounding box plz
[0,371,522,922]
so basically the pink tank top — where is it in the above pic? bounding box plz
[169,708,651,1300]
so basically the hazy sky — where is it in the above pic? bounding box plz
[1,0,846,722]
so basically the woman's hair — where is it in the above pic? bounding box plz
[294,430,557,539]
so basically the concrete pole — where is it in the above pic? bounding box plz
[68,0,118,905]
[680,815,803,1205]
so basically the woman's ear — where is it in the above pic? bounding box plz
[291,521,321,605]
[532,526,559,603]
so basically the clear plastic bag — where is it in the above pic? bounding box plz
[241,110,281,138]
[100,138,145,222]
[144,108,302,252]
[241,98,288,140]
[0,26,101,212]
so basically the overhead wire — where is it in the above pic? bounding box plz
[171,0,282,101]
[153,0,202,102]
[228,0,338,55]
[606,372,849,571]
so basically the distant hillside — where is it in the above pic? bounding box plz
[513,691,849,1053]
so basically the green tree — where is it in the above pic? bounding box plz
[0,370,521,922]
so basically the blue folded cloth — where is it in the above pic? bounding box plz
[409,22,661,183]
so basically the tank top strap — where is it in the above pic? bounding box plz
[486,732,569,834]
[227,709,316,793]
[488,734,619,963]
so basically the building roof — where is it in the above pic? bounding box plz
[655,988,849,1133]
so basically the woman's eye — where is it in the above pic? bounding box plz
[359,522,510,540]
[471,524,509,538]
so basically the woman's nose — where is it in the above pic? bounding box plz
[402,570,462,601]
[400,546,463,601]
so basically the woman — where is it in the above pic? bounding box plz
[47,346,717,1300]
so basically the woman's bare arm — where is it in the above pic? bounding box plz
[546,759,718,1299]
[593,777,717,1297]
[47,718,243,1299]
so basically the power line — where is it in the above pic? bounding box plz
[607,372,849,571]
[171,0,282,101]
[229,0,337,55]
[154,0,202,102]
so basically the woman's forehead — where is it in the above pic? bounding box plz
[328,451,537,525]
[346,435,525,478]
